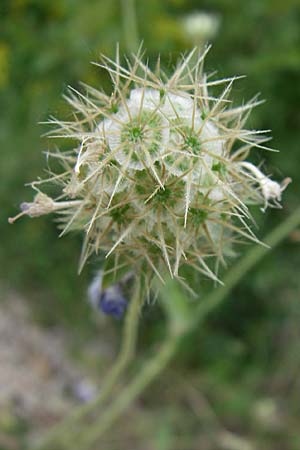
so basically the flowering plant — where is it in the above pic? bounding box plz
[9,39,299,450]
[10,48,289,293]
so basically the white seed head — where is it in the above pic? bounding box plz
[10,48,288,287]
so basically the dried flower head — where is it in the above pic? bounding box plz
[9,47,289,289]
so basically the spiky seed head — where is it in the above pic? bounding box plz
[9,48,289,289]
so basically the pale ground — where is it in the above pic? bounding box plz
[0,287,115,448]
[1,287,291,450]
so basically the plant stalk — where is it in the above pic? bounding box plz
[121,0,139,53]
[77,334,180,450]
[69,207,300,448]
[35,206,300,450]
[37,277,142,449]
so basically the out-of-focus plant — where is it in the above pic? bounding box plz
[181,11,220,48]
[11,43,295,450]
[0,42,10,88]
[6,1,300,449]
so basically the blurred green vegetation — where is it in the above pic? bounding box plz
[1,0,300,448]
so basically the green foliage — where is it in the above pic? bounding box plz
[1,0,300,448]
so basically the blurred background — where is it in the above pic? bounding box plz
[1,0,300,449]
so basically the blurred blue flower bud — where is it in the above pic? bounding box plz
[88,271,127,319]
[99,285,127,319]
[20,202,30,212]
[72,379,98,403]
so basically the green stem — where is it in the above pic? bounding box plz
[34,206,300,450]
[192,206,300,327]
[67,206,300,448]
[121,0,139,53]
[77,334,180,450]
[37,278,142,449]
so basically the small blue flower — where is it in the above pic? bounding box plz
[99,285,127,319]
[88,271,127,319]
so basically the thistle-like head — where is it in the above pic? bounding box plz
[10,47,289,289]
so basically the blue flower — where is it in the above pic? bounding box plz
[88,270,128,319]
[99,285,127,319]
